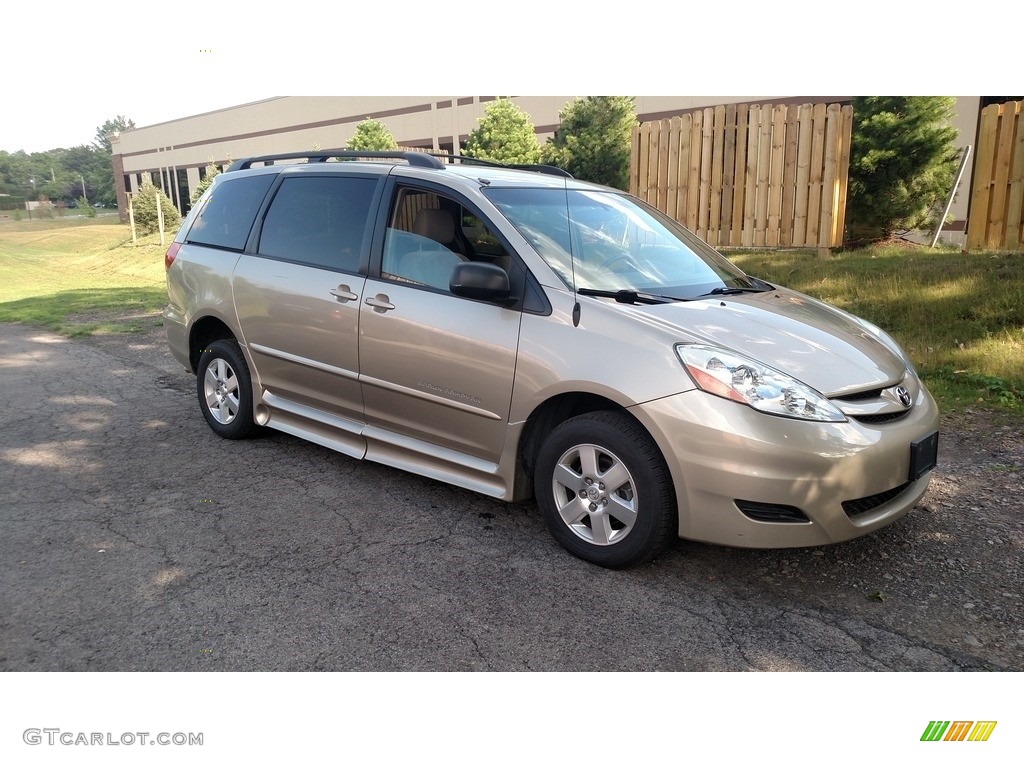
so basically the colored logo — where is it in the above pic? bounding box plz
[921,721,997,742]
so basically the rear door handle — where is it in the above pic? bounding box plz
[364,294,395,313]
[329,284,358,302]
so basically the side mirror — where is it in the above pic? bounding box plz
[450,262,512,303]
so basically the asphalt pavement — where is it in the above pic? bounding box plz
[0,322,1020,671]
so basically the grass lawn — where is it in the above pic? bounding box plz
[728,245,1024,413]
[0,215,168,336]
[1,217,1020,413]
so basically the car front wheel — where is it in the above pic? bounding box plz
[196,339,258,439]
[534,411,677,568]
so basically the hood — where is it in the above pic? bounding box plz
[633,288,908,396]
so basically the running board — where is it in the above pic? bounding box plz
[259,391,507,498]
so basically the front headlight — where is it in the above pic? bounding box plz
[675,344,847,422]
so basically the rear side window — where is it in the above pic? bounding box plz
[258,176,377,272]
[186,175,274,251]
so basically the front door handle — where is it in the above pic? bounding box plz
[329,284,358,302]
[364,294,395,313]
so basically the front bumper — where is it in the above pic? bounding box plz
[629,383,940,548]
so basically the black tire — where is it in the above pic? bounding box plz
[534,411,677,568]
[196,339,259,439]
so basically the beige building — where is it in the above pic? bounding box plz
[110,95,1002,244]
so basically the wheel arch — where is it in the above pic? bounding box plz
[515,392,665,500]
[188,315,238,373]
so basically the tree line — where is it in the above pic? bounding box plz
[0,116,135,212]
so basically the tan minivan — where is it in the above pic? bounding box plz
[164,151,939,567]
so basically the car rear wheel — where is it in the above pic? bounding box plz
[534,411,676,568]
[196,339,259,439]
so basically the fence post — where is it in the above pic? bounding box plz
[156,192,165,246]
[128,193,137,244]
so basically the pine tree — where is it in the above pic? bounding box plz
[541,96,637,190]
[132,180,180,233]
[463,99,541,165]
[848,97,959,241]
[190,161,221,205]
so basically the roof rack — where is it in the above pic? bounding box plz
[426,153,573,179]
[225,149,574,179]
[227,150,445,172]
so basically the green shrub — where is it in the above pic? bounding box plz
[132,180,181,234]
[346,119,398,151]
[78,196,97,218]
[463,99,541,165]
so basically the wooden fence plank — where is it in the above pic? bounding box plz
[806,103,827,246]
[629,120,641,195]
[754,105,772,247]
[793,104,813,247]
[687,110,703,231]
[968,104,1000,249]
[656,119,671,212]
[635,122,651,201]
[698,108,714,241]
[666,117,681,224]
[780,104,799,246]
[820,104,841,247]
[648,122,662,213]
[767,104,787,246]
[834,104,854,248]
[742,106,760,246]
[709,105,726,245]
[677,113,692,225]
[1006,103,1024,250]
[987,103,1016,249]
[731,103,749,245]
[721,104,737,244]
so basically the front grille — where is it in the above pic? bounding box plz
[834,388,884,402]
[842,481,912,517]
[853,411,910,425]
[736,500,810,523]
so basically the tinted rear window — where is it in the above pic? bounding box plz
[186,175,274,251]
[258,176,377,272]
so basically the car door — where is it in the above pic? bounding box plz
[358,183,523,466]
[232,172,381,429]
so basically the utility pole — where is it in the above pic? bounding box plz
[80,174,88,204]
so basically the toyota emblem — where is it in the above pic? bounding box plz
[896,385,912,408]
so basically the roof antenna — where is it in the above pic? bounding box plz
[564,180,581,327]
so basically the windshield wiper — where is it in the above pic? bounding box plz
[700,285,771,297]
[577,288,690,305]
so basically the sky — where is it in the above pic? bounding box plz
[3,2,1012,154]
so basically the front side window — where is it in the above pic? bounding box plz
[186,174,274,251]
[485,188,759,298]
[258,176,377,272]
[381,187,512,292]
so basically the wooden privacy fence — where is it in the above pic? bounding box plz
[967,100,1024,251]
[630,103,853,249]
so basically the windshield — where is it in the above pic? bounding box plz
[485,187,761,298]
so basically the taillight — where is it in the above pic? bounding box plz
[164,242,181,269]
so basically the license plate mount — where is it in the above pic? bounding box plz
[910,431,939,481]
